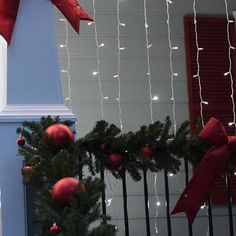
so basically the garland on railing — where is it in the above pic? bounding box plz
[17,116,234,232]
[16,116,189,235]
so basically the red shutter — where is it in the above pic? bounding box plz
[184,16,236,204]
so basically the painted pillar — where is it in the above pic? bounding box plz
[0,0,75,235]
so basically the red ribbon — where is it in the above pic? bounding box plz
[0,0,93,44]
[172,117,236,224]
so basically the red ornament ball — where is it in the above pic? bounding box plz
[52,177,83,207]
[50,223,62,235]
[17,137,25,146]
[106,153,123,171]
[45,124,74,150]
[141,146,154,158]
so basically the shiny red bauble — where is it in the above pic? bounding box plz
[140,146,154,157]
[45,124,74,150]
[52,177,83,207]
[50,223,62,234]
[17,137,25,146]
[106,153,123,171]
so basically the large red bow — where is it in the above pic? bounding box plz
[172,117,236,224]
[0,0,93,44]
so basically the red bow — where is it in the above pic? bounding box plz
[0,0,93,44]
[172,117,236,224]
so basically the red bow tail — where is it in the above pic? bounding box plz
[0,0,93,44]
[51,0,93,34]
[172,118,231,224]
[172,145,230,224]
[0,0,20,44]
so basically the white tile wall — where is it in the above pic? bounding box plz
[55,0,236,234]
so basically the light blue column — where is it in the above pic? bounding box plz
[7,0,63,104]
[0,0,76,235]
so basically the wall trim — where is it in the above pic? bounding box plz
[0,104,76,122]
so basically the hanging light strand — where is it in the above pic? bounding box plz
[144,1,160,234]
[165,0,177,135]
[193,0,206,127]
[60,19,72,110]
[154,173,160,235]
[144,0,154,124]
[92,0,105,120]
[224,0,236,130]
[116,0,123,130]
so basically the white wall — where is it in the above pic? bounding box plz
[55,0,236,235]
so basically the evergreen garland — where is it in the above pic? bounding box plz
[17,115,194,235]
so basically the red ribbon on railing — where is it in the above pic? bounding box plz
[172,117,236,224]
[0,0,93,44]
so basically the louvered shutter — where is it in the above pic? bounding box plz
[184,16,236,204]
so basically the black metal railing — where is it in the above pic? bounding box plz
[26,161,235,236]
[101,163,235,236]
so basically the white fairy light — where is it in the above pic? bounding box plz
[144,0,154,124]
[152,95,159,101]
[98,43,105,48]
[224,0,236,132]
[193,0,205,128]
[200,204,206,209]
[106,198,113,207]
[59,19,72,110]
[165,0,178,134]
[116,0,124,130]
[119,47,125,51]
[92,0,105,119]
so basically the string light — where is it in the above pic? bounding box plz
[59,18,72,110]
[152,96,159,101]
[143,1,161,234]
[165,0,178,135]
[105,173,119,230]
[154,173,160,235]
[193,0,205,128]
[224,0,236,131]
[144,0,154,124]
[92,0,106,120]
[116,0,124,130]
[105,198,113,207]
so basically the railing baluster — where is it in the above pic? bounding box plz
[143,169,151,236]
[164,170,172,236]
[207,196,214,236]
[184,160,193,236]
[100,160,107,223]
[122,168,129,236]
[225,174,234,236]
[78,155,83,180]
